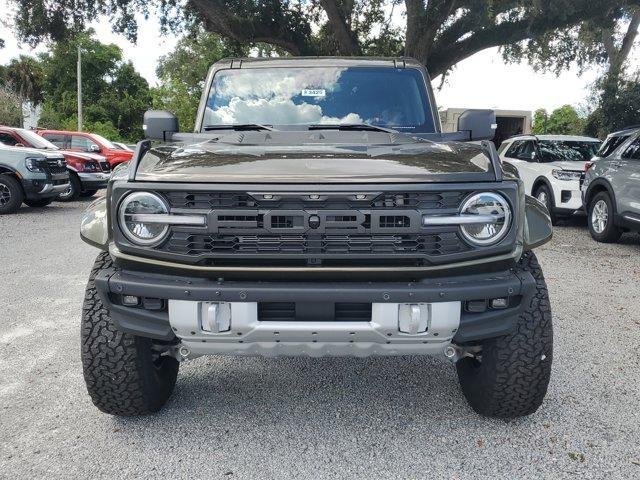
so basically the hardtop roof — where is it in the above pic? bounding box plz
[213,56,424,70]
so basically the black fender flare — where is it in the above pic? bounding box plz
[0,163,26,196]
[0,163,20,176]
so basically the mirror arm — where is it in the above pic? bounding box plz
[128,140,152,181]
[481,140,502,182]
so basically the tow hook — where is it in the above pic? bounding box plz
[178,346,191,360]
[443,345,459,362]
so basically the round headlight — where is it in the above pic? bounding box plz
[459,192,511,246]
[118,192,169,246]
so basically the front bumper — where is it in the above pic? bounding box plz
[551,179,583,212]
[78,172,110,190]
[95,263,536,357]
[21,173,70,200]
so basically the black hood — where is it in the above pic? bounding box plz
[135,131,497,183]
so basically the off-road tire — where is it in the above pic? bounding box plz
[587,191,622,243]
[81,252,179,415]
[456,251,553,419]
[533,184,558,226]
[0,174,24,214]
[24,198,53,208]
[80,189,98,198]
[58,172,81,202]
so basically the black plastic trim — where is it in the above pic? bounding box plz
[94,265,534,342]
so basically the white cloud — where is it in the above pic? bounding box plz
[215,68,347,101]
[205,97,362,125]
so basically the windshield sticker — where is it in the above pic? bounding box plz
[301,89,326,97]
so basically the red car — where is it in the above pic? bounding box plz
[37,129,133,168]
[0,126,111,201]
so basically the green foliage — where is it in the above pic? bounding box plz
[547,106,586,135]
[532,109,549,135]
[0,85,23,127]
[38,30,151,141]
[2,55,44,105]
[533,106,586,135]
[151,30,249,131]
[503,7,639,79]
[585,75,640,138]
[7,0,635,78]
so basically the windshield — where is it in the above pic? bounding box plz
[91,133,116,149]
[19,129,59,150]
[538,140,601,162]
[204,67,435,133]
[597,134,630,157]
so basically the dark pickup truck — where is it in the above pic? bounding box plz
[80,57,553,419]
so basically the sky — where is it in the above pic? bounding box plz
[0,2,626,115]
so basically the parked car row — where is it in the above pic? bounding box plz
[498,130,640,244]
[0,142,69,214]
[0,127,132,213]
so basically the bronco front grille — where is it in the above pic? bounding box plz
[163,232,468,257]
[163,191,465,211]
[115,187,517,268]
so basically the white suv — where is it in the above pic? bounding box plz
[498,135,601,224]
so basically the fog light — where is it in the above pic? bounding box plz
[122,295,140,306]
[490,298,508,309]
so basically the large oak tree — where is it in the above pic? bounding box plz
[9,1,640,77]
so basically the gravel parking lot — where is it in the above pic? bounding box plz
[1,197,639,479]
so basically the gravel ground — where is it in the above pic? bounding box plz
[1,198,639,479]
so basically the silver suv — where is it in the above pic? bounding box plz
[582,127,640,242]
[0,143,70,214]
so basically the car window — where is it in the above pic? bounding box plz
[504,140,536,160]
[43,133,68,148]
[517,141,537,161]
[598,134,631,157]
[504,141,523,158]
[71,135,93,151]
[0,132,19,146]
[538,140,601,162]
[622,136,640,159]
[204,66,435,133]
[90,134,116,149]
[497,142,510,154]
[17,129,59,150]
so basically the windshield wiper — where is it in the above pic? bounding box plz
[203,124,278,132]
[308,123,398,133]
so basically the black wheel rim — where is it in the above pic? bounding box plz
[0,183,11,206]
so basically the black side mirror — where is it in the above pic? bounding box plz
[143,110,179,141]
[457,109,497,141]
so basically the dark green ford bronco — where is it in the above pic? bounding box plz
[80,57,553,418]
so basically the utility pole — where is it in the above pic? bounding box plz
[77,44,83,131]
